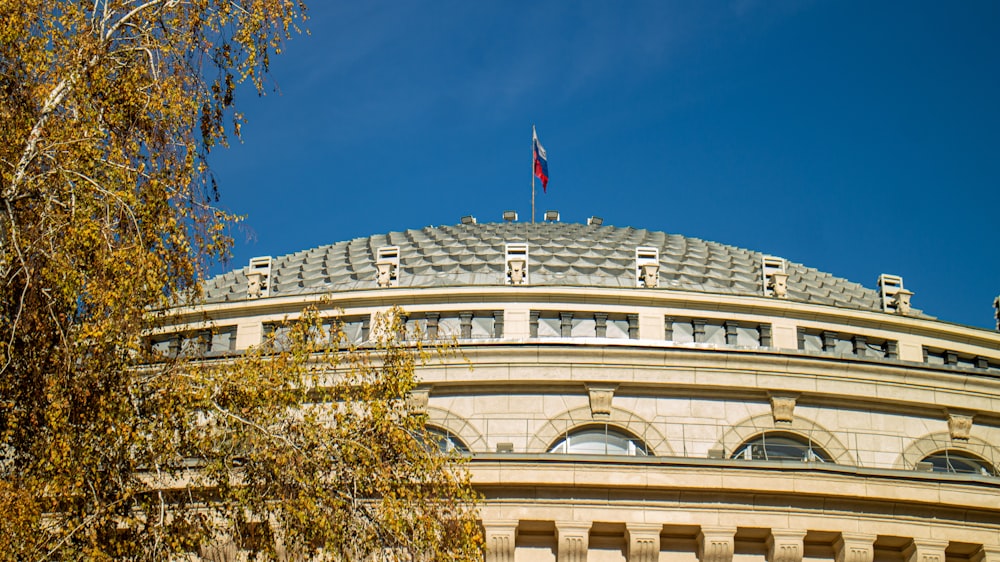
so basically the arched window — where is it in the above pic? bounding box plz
[549,426,648,456]
[422,427,470,454]
[731,432,832,462]
[920,450,997,476]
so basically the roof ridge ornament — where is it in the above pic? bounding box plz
[505,242,529,285]
[376,246,400,288]
[246,256,272,299]
[878,273,913,315]
[762,255,787,298]
[635,247,659,288]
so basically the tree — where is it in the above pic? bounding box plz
[0,2,482,559]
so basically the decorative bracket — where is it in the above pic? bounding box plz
[769,393,798,424]
[947,411,974,441]
[587,384,618,418]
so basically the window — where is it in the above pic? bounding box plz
[732,432,831,462]
[421,427,469,454]
[549,426,648,456]
[921,450,997,477]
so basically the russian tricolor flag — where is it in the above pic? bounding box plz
[533,126,549,192]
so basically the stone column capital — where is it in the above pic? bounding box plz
[626,524,662,562]
[834,533,876,562]
[697,526,737,562]
[766,529,807,562]
[555,521,591,562]
[903,539,949,562]
[482,520,518,562]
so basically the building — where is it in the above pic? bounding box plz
[162,217,1000,562]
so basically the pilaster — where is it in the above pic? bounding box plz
[766,529,807,562]
[697,526,736,562]
[833,534,875,562]
[483,520,518,562]
[626,523,661,562]
[903,539,949,562]
[556,521,591,562]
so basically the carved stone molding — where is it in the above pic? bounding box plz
[626,523,662,562]
[834,534,876,562]
[766,529,807,562]
[556,521,591,562]
[697,526,736,562]
[483,520,518,562]
[406,388,430,415]
[587,384,618,418]
[947,412,974,441]
[769,394,798,424]
[903,539,948,562]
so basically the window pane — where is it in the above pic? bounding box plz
[921,450,997,476]
[732,434,831,462]
[550,427,647,456]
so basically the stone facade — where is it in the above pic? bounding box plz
[166,221,1000,561]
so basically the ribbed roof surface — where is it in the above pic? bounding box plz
[201,222,885,312]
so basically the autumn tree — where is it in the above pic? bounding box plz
[0,1,481,559]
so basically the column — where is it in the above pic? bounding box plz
[852,335,868,357]
[903,539,949,562]
[697,526,736,562]
[626,523,662,562]
[834,534,875,562]
[759,323,772,347]
[459,312,473,339]
[767,529,806,562]
[594,312,608,338]
[483,520,518,562]
[627,314,639,339]
[556,521,591,562]
[360,314,370,341]
[560,312,574,337]
[724,321,739,346]
[821,331,838,353]
[693,319,706,343]
[492,310,505,338]
[425,312,440,339]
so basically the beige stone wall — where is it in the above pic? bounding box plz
[164,286,1000,560]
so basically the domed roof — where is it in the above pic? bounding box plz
[201,221,885,312]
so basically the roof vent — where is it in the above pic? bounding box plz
[587,216,604,226]
[635,247,659,288]
[376,246,400,288]
[544,210,560,222]
[460,215,477,225]
[505,243,529,285]
[502,210,518,222]
[878,274,913,315]
[246,256,272,299]
[761,255,788,298]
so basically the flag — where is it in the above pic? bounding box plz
[533,126,549,192]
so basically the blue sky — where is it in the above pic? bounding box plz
[208,0,1000,329]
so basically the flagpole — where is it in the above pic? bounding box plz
[531,124,536,223]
